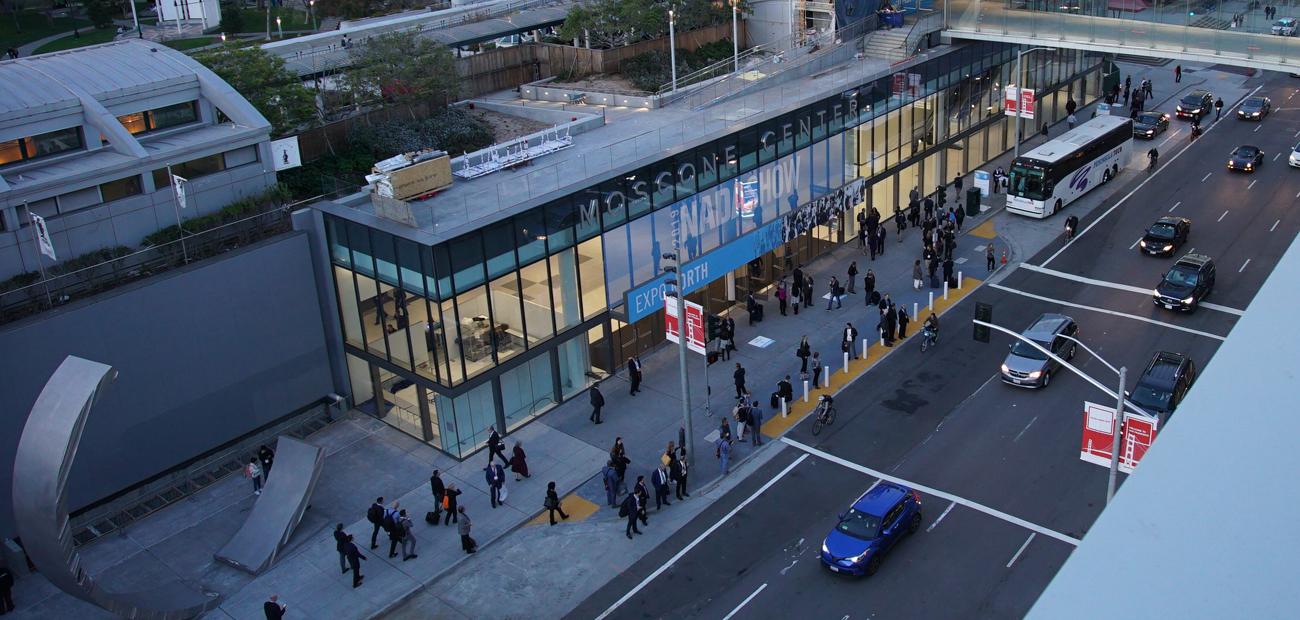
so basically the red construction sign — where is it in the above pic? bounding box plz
[1004,86,1036,120]
[1079,401,1159,474]
[665,299,706,355]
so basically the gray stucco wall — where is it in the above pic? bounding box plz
[0,232,333,538]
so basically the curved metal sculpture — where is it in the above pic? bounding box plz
[11,356,222,619]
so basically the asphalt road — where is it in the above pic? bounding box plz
[573,73,1300,620]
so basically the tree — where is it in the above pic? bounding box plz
[84,0,115,29]
[556,0,744,49]
[218,3,244,32]
[193,44,318,136]
[342,31,460,114]
[317,0,374,20]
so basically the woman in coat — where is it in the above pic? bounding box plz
[510,442,530,481]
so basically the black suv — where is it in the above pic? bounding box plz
[1176,90,1214,120]
[1129,352,1197,421]
[1153,253,1215,312]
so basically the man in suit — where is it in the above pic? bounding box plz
[651,464,671,510]
[366,497,385,549]
[385,501,404,558]
[264,594,286,620]
[777,375,794,408]
[486,462,505,508]
[333,523,350,573]
[589,385,605,424]
[733,363,747,399]
[627,356,642,395]
[623,492,642,539]
[345,535,366,588]
[486,425,508,465]
[429,470,445,522]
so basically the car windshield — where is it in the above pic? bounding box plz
[1010,339,1050,360]
[1234,147,1257,157]
[1164,266,1200,287]
[1180,95,1205,107]
[1147,224,1177,239]
[1009,164,1049,200]
[1276,19,1294,27]
[1136,113,1162,124]
[1243,98,1265,109]
[836,508,882,540]
[1131,385,1172,410]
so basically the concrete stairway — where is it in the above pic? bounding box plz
[860,27,913,63]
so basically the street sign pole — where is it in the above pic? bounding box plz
[1107,366,1126,504]
[666,233,694,471]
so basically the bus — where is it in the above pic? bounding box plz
[1006,116,1133,218]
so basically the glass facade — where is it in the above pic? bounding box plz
[325,42,1103,459]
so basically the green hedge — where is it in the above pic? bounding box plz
[0,246,134,294]
[141,183,291,247]
[621,39,736,92]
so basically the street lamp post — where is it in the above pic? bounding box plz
[309,0,317,31]
[276,15,284,38]
[975,321,1154,505]
[731,0,740,73]
[663,251,695,471]
[1013,47,1055,160]
[668,8,678,92]
[266,4,271,39]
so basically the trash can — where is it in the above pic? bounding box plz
[966,187,981,216]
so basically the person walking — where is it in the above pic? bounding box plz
[777,375,794,408]
[875,225,887,257]
[811,352,823,388]
[776,281,789,315]
[1175,64,1182,83]
[955,205,966,232]
[1067,112,1077,130]
[345,535,366,588]
[792,265,805,297]
[827,276,843,309]
[864,269,876,303]
[245,457,263,495]
[847,261,858,294]
[867,225,878,260]
[790,280,802,315]
[611,438,630,495]
[898,307,910,339]
[258,445,275,479]
[987,244,996,272]
[796,335,811,373]
[622,491,643,539]
[651,464,671,510]
[749,407,763,446]
[953,173,963,197]
[842,322,859,359]
[442,484,462,526]
[589,385,605,424]
[430,470,445,523]
[943,257,955,288]
[486,425,508,465]
[458,507,477,553]
[724,316,737,357]
[385,502,404,558]
[670,448,689,499]
[602,461,620,507]
[264,594,286,620]
[399,510,417,561]
[334,524,350,574]
[545,481,570,525]
[717,435,732,475]
[510,442,530,481]
[485,461,505,509]
[1215,97,1224,120]
[627,356,642,395]
[733,363,747,399]
[367,497,385,549]
[633,476,650,527]
[912,259,924,291]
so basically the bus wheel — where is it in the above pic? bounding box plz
[1102,169,1112,183]
[1112,163,1119,176]
[1053,199,1062,215]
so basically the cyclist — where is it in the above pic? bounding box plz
[922,313,939,348]
[1190,121,1202,141]
[1147,147,1159,172]
[1064,214,1079,240]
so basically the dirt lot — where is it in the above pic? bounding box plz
[469,108,553,143]
[547,74,648,96]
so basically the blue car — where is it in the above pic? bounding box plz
[820,482,923,576]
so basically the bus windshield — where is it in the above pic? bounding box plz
[1009,164,1050,201]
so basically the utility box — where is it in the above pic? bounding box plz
[370,150,453,201]
[966,187,981,216]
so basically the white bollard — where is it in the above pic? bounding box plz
[913,302,918,320]
[862,338,870,357]
[928,291,934,311]
[803,380,809,402]
[824,367,831,388]
[880,333,886,347]
[958,271,964,289]
[943,280,949,300]
[843,351,850,373]
[781,397,788,418]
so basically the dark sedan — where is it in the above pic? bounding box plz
[1132,111,1170,139]
[1227,145,1264,172]
[1139,216,1191,256]
[1236,96,1272,120]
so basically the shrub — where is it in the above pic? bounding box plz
[620,39,735,92]
[349,107,495,158]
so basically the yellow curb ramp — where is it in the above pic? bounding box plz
[761,276,985,438]
[524,493,600,527]
[969,219,998,239]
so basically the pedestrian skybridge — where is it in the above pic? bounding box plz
[942,0,1300,74]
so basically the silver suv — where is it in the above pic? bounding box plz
[1000,313,1079,389]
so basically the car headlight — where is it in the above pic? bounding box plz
[1246,163,1253,169]
[1028,370,1043,379]
[1183,296,1195,304]
[1177,105,1184,111]
[1152,289,1161,298]
[1162,244,1173,251]
[1001,363,1010,374]
[822,542,830,555]
[1252,112,1260,117]
[848,548,872,564]
[1139,240,1147,247]
[1145,130,1154,135]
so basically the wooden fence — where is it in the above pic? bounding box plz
[534,22,747,77]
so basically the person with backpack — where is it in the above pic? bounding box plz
[589,385,605,424]
[244,457,263,496]
[442,484,462,525]
[545,481,570,525]
[620,491,643,539]
[384,502,403,558]
[366,497,385,549]
[398,509,417,561]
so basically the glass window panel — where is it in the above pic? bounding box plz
[325,215,351,267]
[24,126,82,159]
[738,127,758,172]
[796,147,812,207]
[557,329,596,399]
[438,297,465,385]
[695,143,718,190]
[454,285,495,378]
[334,266,364,348]
[515,209,545,265]
[718,134,739,181]
[517,259,554,346]
[118,112,147,135]
[353,268,389,359]
[431,244,453,301]
[776,112,796,155]
[487,273,525,361]
[223,145,258,168]
[577,237,607,320]
[99,175,142,203]
[483,220,516,279]
[811,139,829,197]
[549,249,581,333]
[619,173,649,220]
[147,101,197,130]
[628,213,656,287]
[650,158,675,208]
[757,127,777,164]
[370,228,399,287]
[450,233,485,292]
[828,133,845,191]
[812,98,830,141]
[574,188,603,240]
[0,139,22,165]
[602,226,631,309]
[544,199,575,250]
[446,381,496,458]
[395,238,425,297]
[674,154,696,198]
[502,353,557,432]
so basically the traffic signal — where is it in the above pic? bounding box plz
[973,302,992,343]
[937,185,948,205]
[707,314,722,341]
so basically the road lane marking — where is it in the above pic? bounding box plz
[1254,125,1261,133]
[1201,172,1212,182]
[594,453,810,620]
[1272,219,1281,232]
[722,584,767,620]
[1016,263,1244,316]
[1274,153,1282,162]
[1039,85,1262,269]
[1169,201,1181,212]
[1007,533,1037,568]
[1240,258,1251,273]
[1013,416,1038,443]
[927,501,957,532]
[988,283,1229,341]
[1128,237,1142,250]
[1248,179,1258,189]
[781,438,1081,546]
[1218,210,1229,222]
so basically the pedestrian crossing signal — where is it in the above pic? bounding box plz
[973,302,992,343]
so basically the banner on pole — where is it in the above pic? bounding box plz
[1004,86,1036,119]
[1079,401,1159,474]
[665,298,706,355]
[172,174,189,210]
[30,213,57,260]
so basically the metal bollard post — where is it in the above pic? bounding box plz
[824,367,831,388]
[958,271,964,289]
[928,291,934,311]
[803,380,809,402]
[843,351,850,373]
[913,302,918,320]
[781,398,788,418]
[862,338,869,358]
[943,280,949,300]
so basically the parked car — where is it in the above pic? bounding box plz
[1153,253,1216,312]
[1130,351,1197,421]
[1139,216,1191,257]
[1289,142,1300,168]
[821,482,923,577]
[1000,313,1079,388]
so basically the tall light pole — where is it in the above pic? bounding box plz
[731,0,740,73]
[1013,47,1054,160]
[309,0,317,31]
[668,8,678,92]
[276,15,284,38]
[663,250,695,470]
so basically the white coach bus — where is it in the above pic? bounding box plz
[1006,115,1133,218]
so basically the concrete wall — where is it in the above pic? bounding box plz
[0,232,334,538]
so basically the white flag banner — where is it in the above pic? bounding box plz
[172,174,189,210]
[30,212,57,261]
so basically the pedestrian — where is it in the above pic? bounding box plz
[894,207,905,237]
[366,497,385,548]
[717,435,732,475]
[1215,97,1224,119]
[1124,75,1131,94]
[1066,97,1077,116]
[621,492,642,539]
[847,261,858,294]
[510,442,530,481]
[589,385,605,424]
[842,322,859,359]
[385,501,403,558]
[746,292,760,326]
[602,460,620,507]
[485,461,505,508]
[955,206,966,231]
[749,407,763,446]
[923,195,935,219]
[429,470,445,522]
[828,276,843,309]
[334,524,350,574]
[776,281,789,315]
[953,173,963,196]
[719,416,733,445]
[245,457,263,495]
[670,448,689,499]
[796,335,811,373]
[443,484,462,525]
[1123,86,1130,106]
[875,225,887,256]
[864,269,876,302]
[792,264,804,295]
[458,507,477,553]
[1067,113,1077,130]
[909,185,920,205]
[611,437,630,493]
[723,316,737,357]
[868,226,878,260]
[264,594,286,620]
[545,481,570,524]
[344,535,366,588]
[0,565,12,615]
[486,425,508,464]
[912,259,924,291]
[1175,64,1182,83]
[651,464,671,509]
[627,356,642,395]
[734,362,747,399]
[258,444,275,478]
[399,509,417,561]
[634,475,650,526]
[811,352,823,387]
[803,277,814,312]
[885,305,898,346]
[987,244,996,271]
[943,257,955,288]
[790,281,802,315]
[1144,79,1152,99]
[898,307,910,339]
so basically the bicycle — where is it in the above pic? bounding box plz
[920,327,938,352]
[810,395,837,436]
